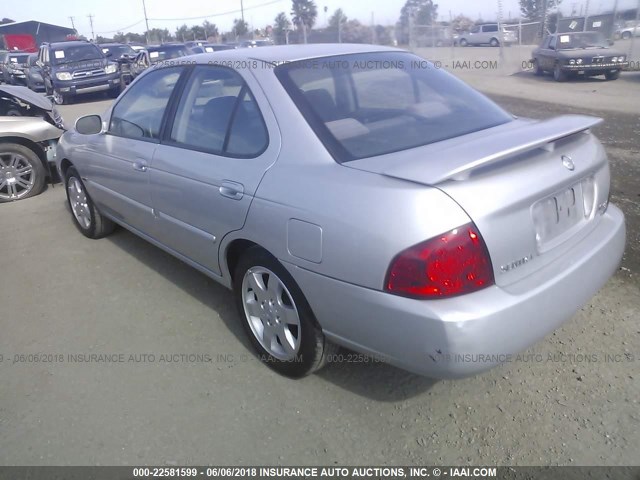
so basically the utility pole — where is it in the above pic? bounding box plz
[142,0,150,43]
[583,0,590,31]
[241,0,245,22]
[87,14,95,41]
[68,16,76,31]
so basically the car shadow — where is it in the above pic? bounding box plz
[79,214,437,401]
[511,70,615,83]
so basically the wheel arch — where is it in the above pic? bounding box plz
[0,136,50,178]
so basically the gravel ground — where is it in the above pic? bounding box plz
[0,78,638,467]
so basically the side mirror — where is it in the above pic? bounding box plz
[75,115,103,135]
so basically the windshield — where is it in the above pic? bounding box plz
[557,32,608,49]
[101,45,136,57]
[147,46,188,62]
[52,45,103,64]
[9,54,30,64]
[276,52,513,163]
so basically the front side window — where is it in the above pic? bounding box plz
[109,67,182,141]
[470,26,480,33]
[276,52,513,163]
[169,65,268,157]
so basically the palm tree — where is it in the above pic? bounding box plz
[274,12,292,44]
[291,0,318,43]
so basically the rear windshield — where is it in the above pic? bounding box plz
[8,54,30,64]
[275,52,513,163]
[101,45,136,57]
[52,45,103,64]
[556,32,609,49]
[147,46,189,62]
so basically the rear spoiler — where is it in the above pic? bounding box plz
[422,115,602,183]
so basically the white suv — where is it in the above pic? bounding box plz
[458,24,517,47]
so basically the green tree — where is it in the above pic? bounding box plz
[450,14,474,33]
[397,0,439,44]
[190,25,206,40]
[519,0,562,21]
[202,20,219,39]
[232,18,249,38]
[291,0,318,43]
[273,12,291,44]
[147,28,173,43]
[175,24,190,41]
[328,9,347,30]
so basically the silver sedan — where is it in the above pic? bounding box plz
[55,44,625,378]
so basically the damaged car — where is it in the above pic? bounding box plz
[0,85,64,202]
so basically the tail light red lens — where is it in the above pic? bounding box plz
[385,223,494,299]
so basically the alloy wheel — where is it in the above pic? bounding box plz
[67,176,92,229]
[241,267,302,361]
[0,152,35,201]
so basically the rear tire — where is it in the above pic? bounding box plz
[459,38,468,47]
[65,167,115,239]
[233,247,337,378]
[0,143,46,203]
[533,59,544,76]
[490,37,499,47]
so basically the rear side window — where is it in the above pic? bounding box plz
[276,52,513,163]
[109,67,182,141]
[169,65,268,157]
[483,25,498,33]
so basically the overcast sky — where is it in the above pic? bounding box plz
[4,0,637,38]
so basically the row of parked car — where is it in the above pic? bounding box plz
[0,39,269,105]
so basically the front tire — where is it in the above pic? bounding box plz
[490,37,499,47]
[0,143,46,202]
[605,70,620,80]
[65,167,115,239]
[553,63,567,82]
[233,247,337,378]
[53,90,68,105]
[459,38,468,47]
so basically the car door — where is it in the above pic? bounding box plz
[468,25,480,45]
[536,36,554,70]
[79,66,185,235]
[149,65,279,275]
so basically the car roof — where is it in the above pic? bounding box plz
[99,43,131,47]
[189,43,402,64]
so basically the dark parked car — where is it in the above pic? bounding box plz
[1,52,30,85]
[532,32,629,81]
[130,44,189,79]
[188,43,236,54]
[25,53,45,91]
[99,43,137,85]
[37,40,122,105]
[0,86,65,202]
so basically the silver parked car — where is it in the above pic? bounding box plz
[458,24,517,47]
[55,44,625,379]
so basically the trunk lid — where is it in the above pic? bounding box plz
[345,115,610,286]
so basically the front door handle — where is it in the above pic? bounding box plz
[219,181,244,200]
[132,160,148,172]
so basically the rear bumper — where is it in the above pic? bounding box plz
[288,205,625,378]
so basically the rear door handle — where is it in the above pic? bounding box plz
[219,181,244,200]
[132,160,148,172]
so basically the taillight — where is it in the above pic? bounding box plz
[385,223,494,299]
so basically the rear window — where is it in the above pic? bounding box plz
[275,52,513,163]
[147,46,189,62]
